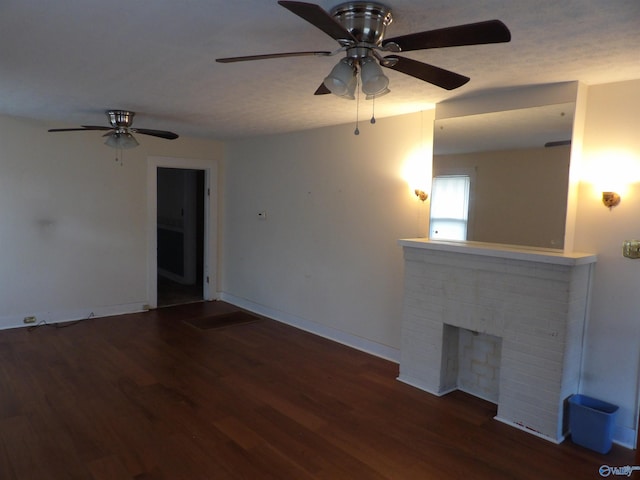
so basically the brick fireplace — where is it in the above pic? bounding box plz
[398,239,596,442]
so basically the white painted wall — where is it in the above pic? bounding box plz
[572,79,640,448]
[221,112,434,359]
[0,114,223,328]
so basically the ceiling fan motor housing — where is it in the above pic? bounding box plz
[331,2,393,48]
[107,110,135,128]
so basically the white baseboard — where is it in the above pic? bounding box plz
[396,375,457,397]
[219,292,400,363]
[494,416,564,444]
[494,418,636,449]
[0,302,148,331]
[612,425,637,450]
[457,386,499,405]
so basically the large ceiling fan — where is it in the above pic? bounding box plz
[48,110,179,149]
[216,1,511,99]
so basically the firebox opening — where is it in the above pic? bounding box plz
[441,325,502,405]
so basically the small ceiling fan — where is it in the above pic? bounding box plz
[48,110,179,149]
[216,1,511,99]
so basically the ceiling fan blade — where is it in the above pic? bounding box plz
[382,55,469,90]
[278,1,357,44]
[81,125,114,130]
[48,128,93,132]
[314,83,331,95]
[48,126,112,132]
[132,128,179,140]
[216,50,332,63]
[382,19,511,52]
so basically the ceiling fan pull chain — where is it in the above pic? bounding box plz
[370,95,377,124]
[115,146,124,166]
[354,76,360,135]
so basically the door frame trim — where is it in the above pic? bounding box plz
[147,156,218,308]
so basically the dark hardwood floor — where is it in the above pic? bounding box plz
[0,301,635,479]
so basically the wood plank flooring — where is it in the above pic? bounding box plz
[0,301,635,479]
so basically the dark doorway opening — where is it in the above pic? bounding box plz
[157,168,205,307]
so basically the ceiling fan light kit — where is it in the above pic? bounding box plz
[359,55,389,96]
[365,86,389,101]
[103,131,139,149]
[323,58,358,98]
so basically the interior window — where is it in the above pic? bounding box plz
[429,175,470,241]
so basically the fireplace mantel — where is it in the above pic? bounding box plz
[398,238,597,266]
[398,238,596,443]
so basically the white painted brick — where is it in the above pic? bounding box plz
[478,374,498,390]
[399,245,592,442]
[471,361,493,378]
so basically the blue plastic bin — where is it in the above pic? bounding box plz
[569,394,619,454]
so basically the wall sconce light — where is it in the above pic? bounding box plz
[602,191,621,209]
[414,189,428,202]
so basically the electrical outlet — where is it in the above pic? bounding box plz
[23,316,36,324]
[623,240,640,259]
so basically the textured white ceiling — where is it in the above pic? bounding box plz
[0,0,639,141]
